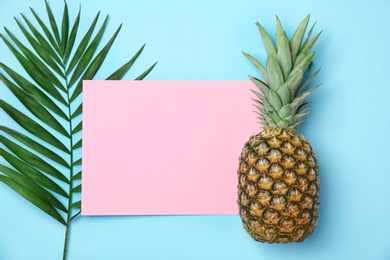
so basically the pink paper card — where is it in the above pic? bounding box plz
[82,80,260,215]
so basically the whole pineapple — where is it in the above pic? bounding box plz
[238,15,321,243]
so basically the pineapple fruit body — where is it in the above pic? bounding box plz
[238,128,319,243]
[238,14,322,243]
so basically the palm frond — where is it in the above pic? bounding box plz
[0,1,156,259]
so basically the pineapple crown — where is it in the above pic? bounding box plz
[243,14,322,130]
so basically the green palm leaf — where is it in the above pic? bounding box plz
[0,1,156,259]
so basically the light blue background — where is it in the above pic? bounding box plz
[1,0,390,259]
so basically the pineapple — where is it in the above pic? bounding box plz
[238,15,321,243]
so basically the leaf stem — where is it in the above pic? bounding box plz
[62,222,71,260]
[62,52,74,260]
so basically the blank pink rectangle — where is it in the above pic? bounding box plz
[81,80,259,215]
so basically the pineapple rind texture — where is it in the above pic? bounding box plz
[237,128,319,243]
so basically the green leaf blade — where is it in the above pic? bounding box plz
[0,34,67,104]
[1,137,69,184]
[70,22,122,102]
[0,175,66,225]
[0,165,67,212]
[60,2,69,56]
[72,139,82,150]
[3,27,66,91]
[71,104,82,119]
[14,18,65,78]
[135,62,158,80]
[64,7,81,64]
[21,13,62,65]
[66,11,100,76]
[0,101,70,153]
[0,148,69,197]
[0,2,156,237]
[0,126,70,168]
[70,201,81,209]
[71,185,81,193]
[0,75,69,137]
[0,66,69,121]
[30,7,59,53]
[45,0,61,47]
[72,122,82,134]
[106,44,145,80]
[68,16,109,88]
[73,171,82,180]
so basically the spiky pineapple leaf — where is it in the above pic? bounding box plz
[0,2,156,259]
[256,21,276,57]
[295,68,321,95]
[266,55,284,91]
[276,30,292,79]
[243,52,268,82]
[244,15,321,130]
[302,21,317,50]
[250,76,271,97]
[290,51,316,79]
[290,14,310,63]
[294,32,322,67]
